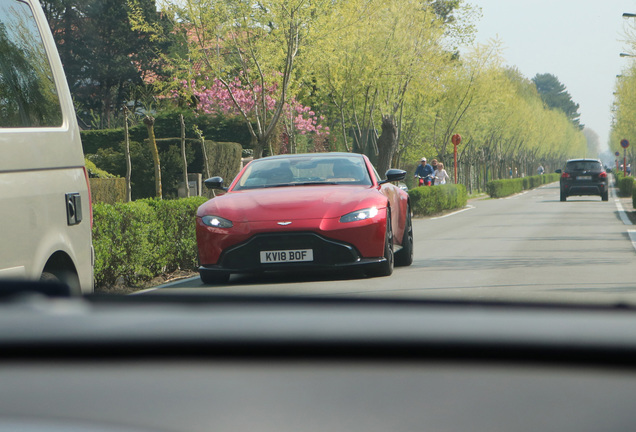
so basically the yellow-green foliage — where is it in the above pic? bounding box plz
[619,176,635,197]
[409,184,468,217]
[92,197,207,289]
[89,178,127,204]
[85,158,115,178]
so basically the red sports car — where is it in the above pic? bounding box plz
[196,152,413,284]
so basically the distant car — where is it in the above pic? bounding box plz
[196,152,413,284]
[557,158,608,202]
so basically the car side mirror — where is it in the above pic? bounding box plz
[379,169,406,184]
[555,169,562,174]
[204,176,227,191]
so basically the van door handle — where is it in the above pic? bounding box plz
[66,193,82,226]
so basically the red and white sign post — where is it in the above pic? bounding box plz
[616,151,621,173]
[452,134,461,184]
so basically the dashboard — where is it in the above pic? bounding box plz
[1,291,636,431]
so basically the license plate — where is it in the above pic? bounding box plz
[577,176,591,180]
[260,249,314,263]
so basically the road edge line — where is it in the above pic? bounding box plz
[431,205,475,220]
[130,276,200,295]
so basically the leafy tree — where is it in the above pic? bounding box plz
[162,0,333,158]
[532,73,583,129]
[173,77,329,155]
[39,0,177,128]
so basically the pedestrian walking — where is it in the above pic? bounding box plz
[537,165,544,175]
[433,162,450,185]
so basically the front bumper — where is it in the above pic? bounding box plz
[199,232,387,275]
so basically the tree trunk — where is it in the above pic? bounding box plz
[201,137,210,179]
[180,114,190,197]
[376,115,399,177]
[253,135,264,159]
[123,106,132,202]
[143,115,162,199]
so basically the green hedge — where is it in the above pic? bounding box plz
[86,137,243,200]
[92,197,207,289]
[486,178,524,198]
[486,173,559,198]
[80,111,252,155]
[90,178,127,204]
[409,184,467,216]
[618,176,635,197]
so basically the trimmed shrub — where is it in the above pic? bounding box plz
[92,197,208,289]
[92,201,158,288]
[486,178,523,198]
[486,174,559,198]
[90,178,127,204]
[619,176,635,197]
[409,184,467,217]
[140,197,207,272]
[85,158,115,178]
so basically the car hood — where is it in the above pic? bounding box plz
[198,185,385,222]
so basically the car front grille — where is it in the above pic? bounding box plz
[219,232,360,270]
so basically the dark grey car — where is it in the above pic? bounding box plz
[558,159,608,202]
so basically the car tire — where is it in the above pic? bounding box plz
[367,209,394,277]
[200,270,230,285]
[601,191,609,201]
[395,205,413,267]
[560,191,567,202]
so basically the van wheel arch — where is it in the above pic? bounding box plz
[41,252,81,295]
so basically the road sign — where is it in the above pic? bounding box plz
[616,151,621,157]
[452,134,462,146]
[621,139,630,149]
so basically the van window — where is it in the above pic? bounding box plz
[0,0,63,128]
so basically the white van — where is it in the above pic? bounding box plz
[0,0,93,294]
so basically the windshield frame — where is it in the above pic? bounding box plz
[231,153,374,191]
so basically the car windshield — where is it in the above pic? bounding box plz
[5,0,636,307]
[233,155,372,190]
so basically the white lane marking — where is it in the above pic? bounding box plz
[504,191,529,200]
[609,184,636,251]
[629,230,636,253]
[431,205,475,220]
[615,197,633,226]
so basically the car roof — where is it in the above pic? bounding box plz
[566,158,601,163]
[256,152,366,161]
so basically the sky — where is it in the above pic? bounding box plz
[468,0,636,152]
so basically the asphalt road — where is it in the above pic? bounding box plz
[142,182,636,304]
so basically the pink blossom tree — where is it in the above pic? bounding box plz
[174,77,329,155]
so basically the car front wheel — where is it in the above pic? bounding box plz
[395,205,413,267]
[366,209,394,277]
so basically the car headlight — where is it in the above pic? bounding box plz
[340,207,379,223]
[201,215,233,228]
